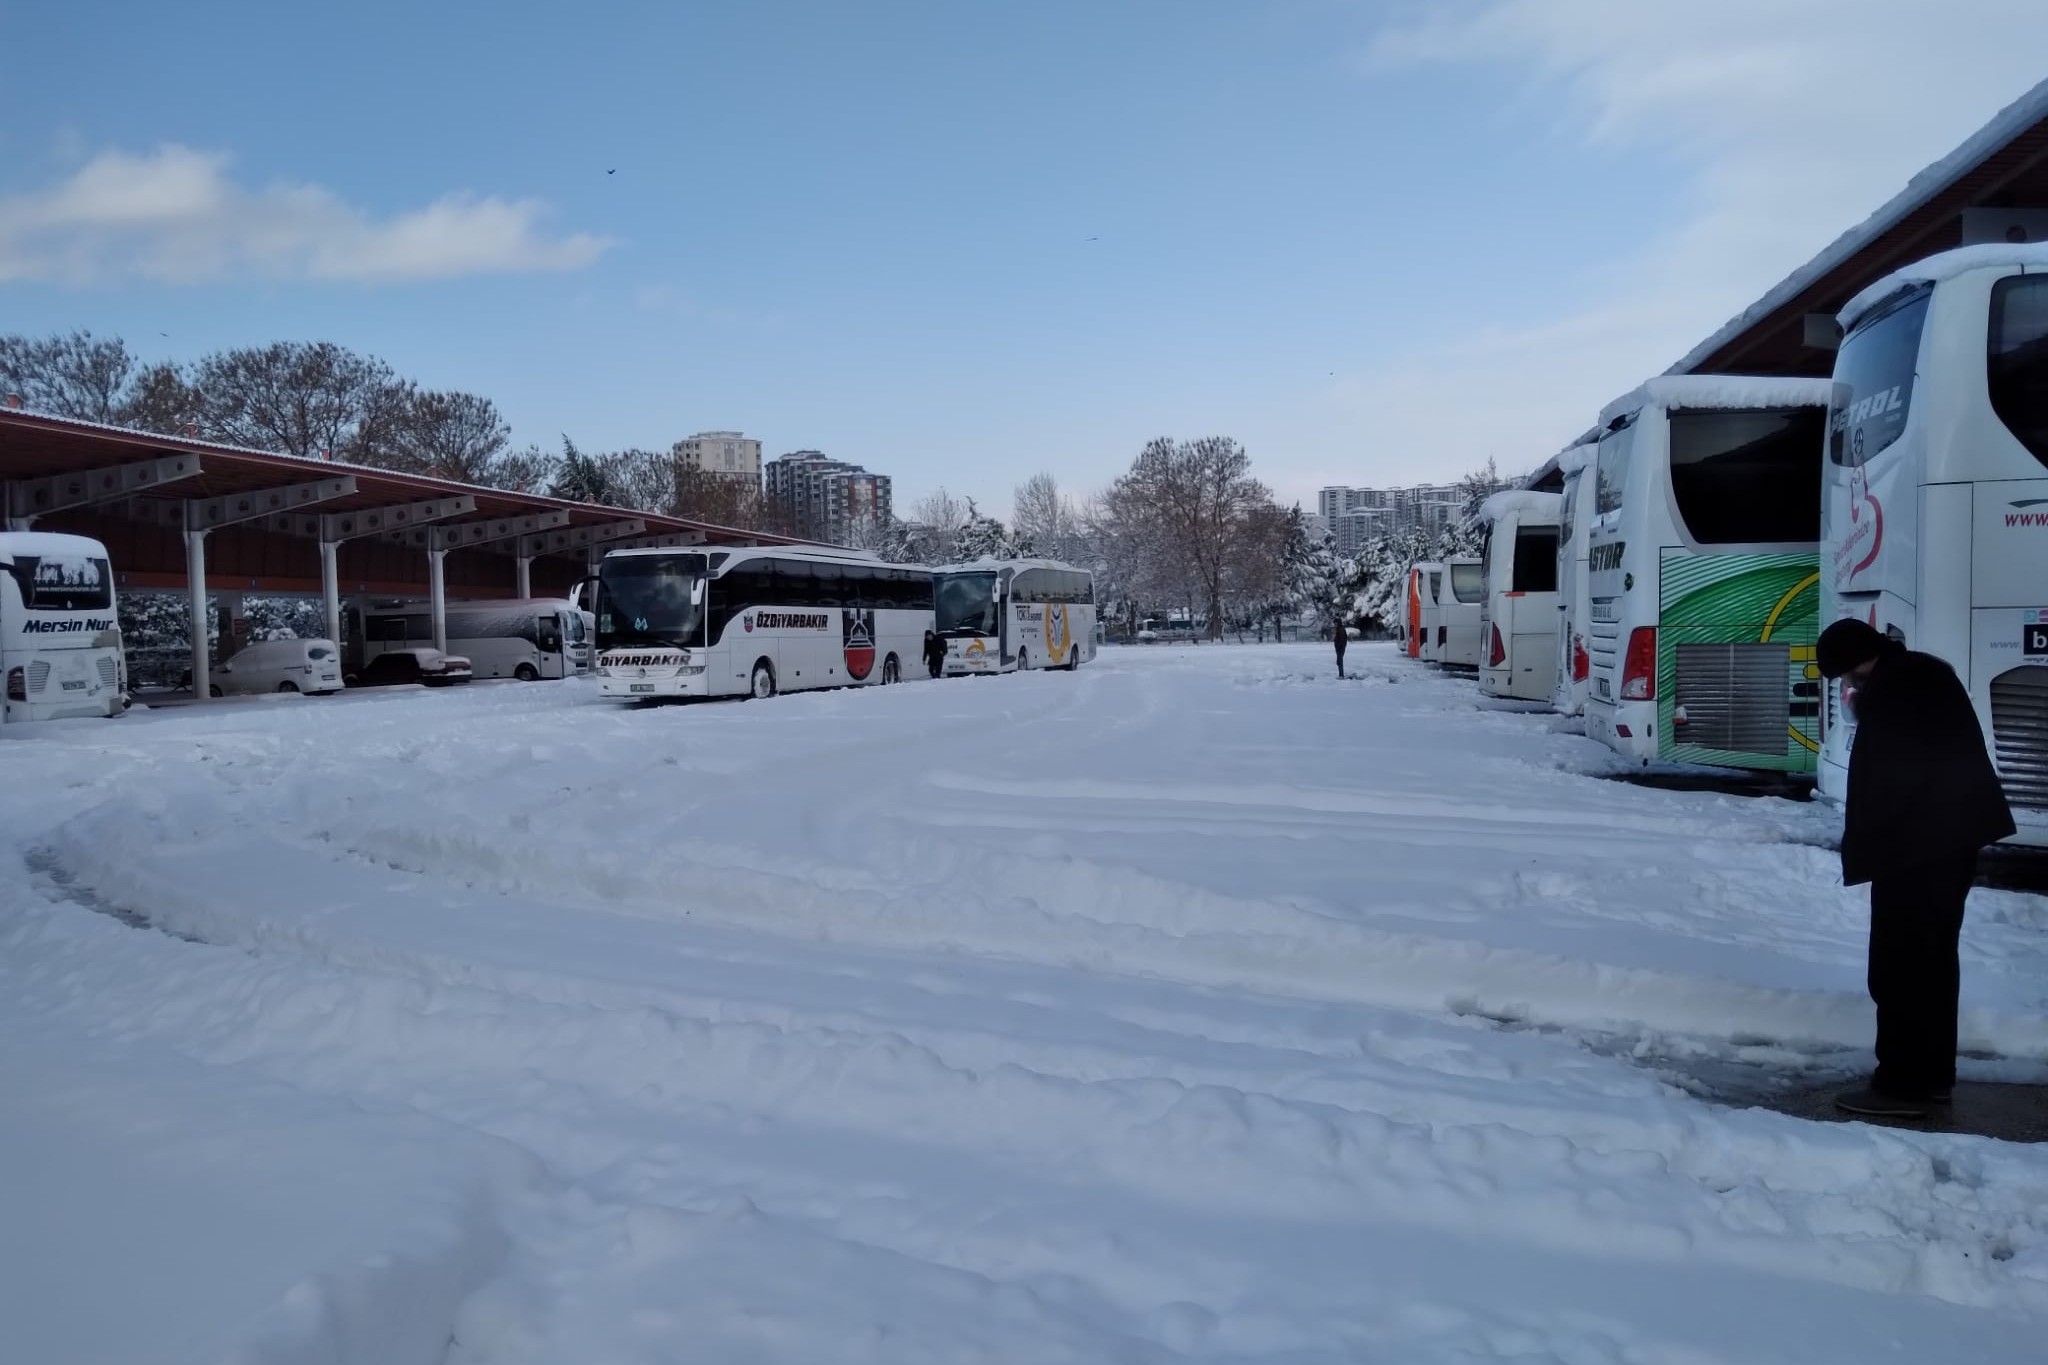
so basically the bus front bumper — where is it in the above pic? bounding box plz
[599,666,708,700]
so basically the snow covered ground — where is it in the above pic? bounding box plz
[6,642,2048,1363]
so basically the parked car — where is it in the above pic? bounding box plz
[345,648,474,689]
[214,638,344,697]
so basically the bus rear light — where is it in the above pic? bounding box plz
[5,667,23,702]
[1571,635,1589,682]
[1619,627,1657,702]
[1487,624,1506,667]
[1615,724,1633,738]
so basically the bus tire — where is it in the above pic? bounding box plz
[514,663,540,682]
[882,655,900,685]
[1016,650,1028,673]
[1068,647,1081,672]
[208,684,223,698]
[276,681,298,693]
[750,660,776,700]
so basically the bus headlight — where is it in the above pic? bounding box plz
[677,665,706,675]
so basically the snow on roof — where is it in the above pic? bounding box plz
[1666,74,2048,377]
[1554,442,1598,477]
[1478,489,1561,524]
[1598,375,1833,428]
[1838,240,2048,331]
[930,557,1085,574]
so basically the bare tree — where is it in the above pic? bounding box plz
[119,361,204,437]
[190,341,409,458]
[1111,437,1270,639]
[905,487,970,561]
[1012,472,1080,560]
[388,390,510,483]
[674,465,770,530]
[0,331,137,421]
[490,444,560,494]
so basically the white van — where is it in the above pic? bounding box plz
[215,638,344,697]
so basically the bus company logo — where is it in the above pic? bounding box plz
[2007,498,2048,528]
[842,608,876,681]
[1044,603,1070,661]
[1835,465,1884,579]
[22,617,113,634]
[753,612,830,630]
[1832,385,1903,433]
[742,613,753,632]
[964,639,988,659]
[1588,542,1625,573]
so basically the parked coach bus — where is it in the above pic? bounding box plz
[0,531,124,723]
[1821,243,2048,845]
[1438,556,1485,668]
[934,559,1096,674]
[1583,376,1831,773]
[1477,492,1562,702]
[595,545,933,700]
[1417,563,1447,664]
[354,598,593,681]
[1552,443,1599,716]
[1404,562,1439,660]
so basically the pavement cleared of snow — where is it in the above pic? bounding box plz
[5,645,2048,1361]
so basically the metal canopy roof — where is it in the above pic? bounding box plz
[0,407,800,550]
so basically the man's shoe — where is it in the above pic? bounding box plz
[1835,1086,1933,1119]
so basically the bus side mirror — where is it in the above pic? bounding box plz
[691,579,706,606]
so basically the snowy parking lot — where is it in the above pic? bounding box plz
[6,642,2048,1362]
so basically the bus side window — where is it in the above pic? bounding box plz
[1513,528,1560,593]
[537,617,562,653]
[1990,275,2048,468]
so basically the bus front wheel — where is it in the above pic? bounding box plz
[514,664,540,682]
[882,655,899,684]
[750,661,776,700]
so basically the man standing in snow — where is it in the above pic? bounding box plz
[1332,618,1348,679]
[1817,619,2015,1119]
[923,630,947,679]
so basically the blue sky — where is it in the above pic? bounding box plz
[4,1,2046,516]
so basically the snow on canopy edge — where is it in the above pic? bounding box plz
[1665,74,2048,377]
[1554,442,1598,477]
[1478,489,1562,524]
[1839,241,2048,331]
[1598,376,1833,428]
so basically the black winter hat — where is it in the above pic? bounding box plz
[1816,618,1887,680]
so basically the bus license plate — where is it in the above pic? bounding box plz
[2026,623,2048,656]
[629,683,657,693]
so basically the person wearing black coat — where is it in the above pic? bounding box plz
[923,630,947,679]
[1817,618,2015,1119]
[1332,621,1348,679]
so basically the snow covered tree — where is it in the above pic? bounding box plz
[953,500,1034,561]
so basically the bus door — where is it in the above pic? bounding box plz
[536,611,567,678]
[997,569,1014,667]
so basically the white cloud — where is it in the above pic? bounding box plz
[0,144,611,285]
[1284,0,2048,489]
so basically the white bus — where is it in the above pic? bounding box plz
[1436,556,1485,668]
[595,545,933,700]
[1552,443,1599,715]
[1477,491,1562,702]
[1417,562,1446,664]
[1583,376,1831,772]
[354,598,593,681]
[1821,243,2048,845]
[934,559,1097,675]
[0,531,125,723]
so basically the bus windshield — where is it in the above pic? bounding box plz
[1831,286,1929,467]
[1595,420,1634,517]
[5,553,113,612]
[935,572,1000,636]
[1450,562,1484,603]
[1669,406,1827,545]
[598,554,705,649]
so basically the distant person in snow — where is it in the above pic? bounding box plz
[1817,618,2015,1120]
[1332,618,1348,678]
[923,630,947,679]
